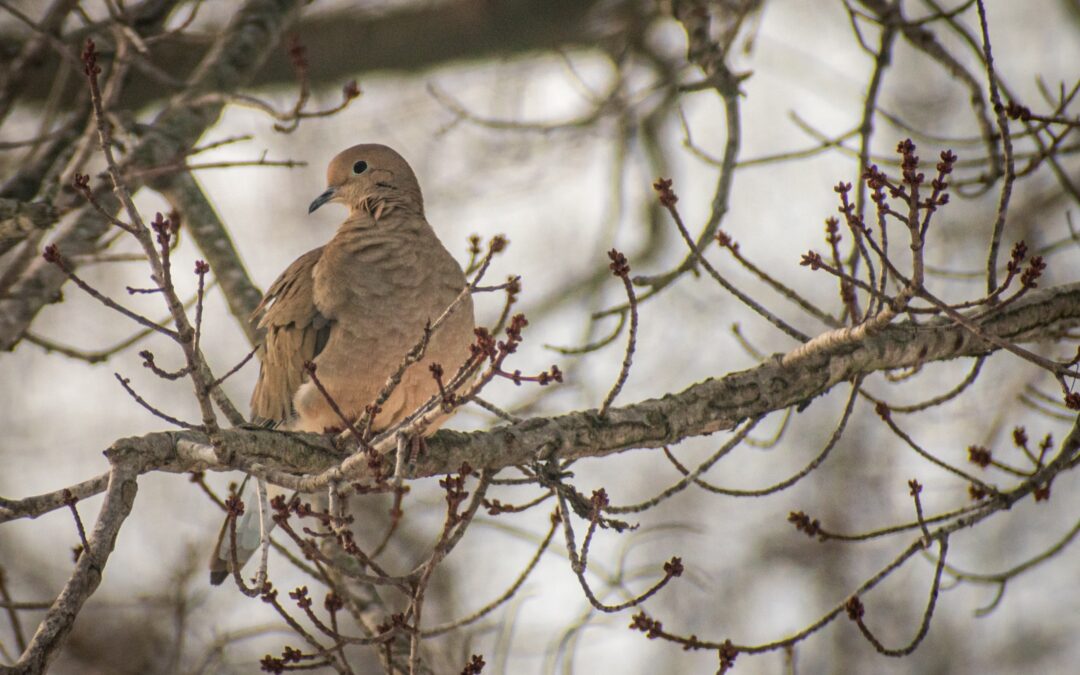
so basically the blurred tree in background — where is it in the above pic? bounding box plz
[1,1,1079,673]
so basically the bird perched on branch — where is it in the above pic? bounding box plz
[209,143,476,585]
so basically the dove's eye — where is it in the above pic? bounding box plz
[352,160,368,174]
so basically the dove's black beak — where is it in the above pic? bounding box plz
[308,187,336,214]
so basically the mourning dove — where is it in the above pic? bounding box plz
[209,143,476,585]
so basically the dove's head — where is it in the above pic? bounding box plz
[309,144,423,217]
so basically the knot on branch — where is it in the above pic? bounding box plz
[845,595,865,621]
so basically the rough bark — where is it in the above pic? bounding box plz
[0,280,1063,505]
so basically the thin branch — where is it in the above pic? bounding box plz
[975,0,1016,294]
[849,537,949,657]
[599,250,638,416]
[661,380,860,498]
[649,180,809,343]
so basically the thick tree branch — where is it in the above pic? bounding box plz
[1,281,1068,510]
[2,0,626,112]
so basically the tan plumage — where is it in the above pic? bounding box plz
[248,247,326,424]
[209,144,475,584]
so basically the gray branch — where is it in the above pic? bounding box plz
[2,280,1076,672]
[20,280,1070,498]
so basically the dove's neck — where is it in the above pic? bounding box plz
[348,187,424,222]
[337,209,433,241]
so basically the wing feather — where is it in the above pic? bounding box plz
[249,247,333,424]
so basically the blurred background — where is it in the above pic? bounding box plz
[1,0,1079,673]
